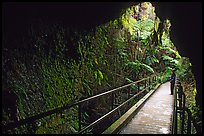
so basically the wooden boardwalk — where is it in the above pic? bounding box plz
[119,82,174,134]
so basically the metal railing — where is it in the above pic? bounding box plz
[172,77,192,134]
[3,73,161,134]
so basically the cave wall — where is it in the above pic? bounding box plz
[3,2,202,108]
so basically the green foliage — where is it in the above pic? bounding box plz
[94,70,104,86]
[2,1,199,134]
[133,19,154,40]
[145,55,159,65]
[176,57,192,79]
[161,46,181,59]
[125,60,154,74]
[140,63,154,73]
[162,55,179,67]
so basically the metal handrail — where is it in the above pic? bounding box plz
[172,76,178,134]
[172,77,192,134]
[3,72,161,134]
[78,78,160,134]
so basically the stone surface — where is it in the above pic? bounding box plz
[119,82,174,134]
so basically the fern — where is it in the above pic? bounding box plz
[140,63,154,73]
[146,55,159,65]
[162,55,174,61]
[126,60,154,74]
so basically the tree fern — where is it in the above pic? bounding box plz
[140,63,154,73]
[125,60,154,74]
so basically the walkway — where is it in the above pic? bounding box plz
[119,82,174,134]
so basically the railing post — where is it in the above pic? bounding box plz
[177,82,185,134]
[175,89,178,134]
[172,79,193,134]
[172,77,178,134]
[181,89,186,134]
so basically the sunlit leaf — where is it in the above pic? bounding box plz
[98,70,103,80]
[125,77,134,83]
[140,63,154,73]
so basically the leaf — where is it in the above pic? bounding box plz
[142,19,154,31]
[60,118,65,124]
[140,63,154,73]
[104,36,109,44]
[162,55,173,61]
[82,82,92,96]
[130,85,137,90]
[146,56,152,65]
[94,58,98,65]
[98,80,101,86]
[152,56,159,63]
[170,59,179,65]
[125,77,134,83]
[94,71,98,80]
[98,70,103,80]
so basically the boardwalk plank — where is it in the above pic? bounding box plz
[119,82,174,134]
